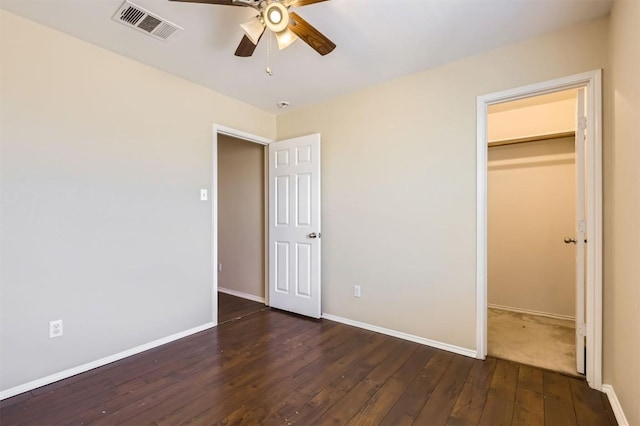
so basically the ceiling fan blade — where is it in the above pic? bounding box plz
[287,11,335,56]
[235,33,263,57]
[169,0,244,5]
[285,0,329,7]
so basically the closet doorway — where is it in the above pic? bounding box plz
[486,89,579,375]
[476,70,603,389]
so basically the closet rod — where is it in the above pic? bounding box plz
[488,130,575,148]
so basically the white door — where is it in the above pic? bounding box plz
[575,88,587,375]
[268,134,321,318]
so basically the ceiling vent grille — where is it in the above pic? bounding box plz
[112,1,183,41]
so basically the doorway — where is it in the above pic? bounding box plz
[486,89,579,375]
[212,126,323,324]
[217,134,268,324]
[476,70,603,390]
[212,125,273,326]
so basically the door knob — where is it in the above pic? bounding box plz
[308,232,319,239]
[564,237,577,244]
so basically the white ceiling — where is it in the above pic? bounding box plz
[1,0,611,114]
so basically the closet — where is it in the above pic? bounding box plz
[486,89,580,375]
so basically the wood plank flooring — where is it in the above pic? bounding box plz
[217,291,265,324]
[0,294,616,425]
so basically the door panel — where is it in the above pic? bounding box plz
[297,174,312,226]
[276,176,290,225]
[275,242,290,292]
[268,134,321,318]
[296,243,312,297]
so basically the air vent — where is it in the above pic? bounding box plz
[112,1,183,41]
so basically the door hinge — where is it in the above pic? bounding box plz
[578,323,587,336]
[578,117,587,130]
[578,220,586,233]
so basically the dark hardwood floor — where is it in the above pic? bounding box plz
[0,294,616,425]
[218,291,266,324]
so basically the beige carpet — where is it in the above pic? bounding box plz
[488,308,578,376]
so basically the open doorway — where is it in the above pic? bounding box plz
[486,89,579,375]
[212,126,323,324]
[217,134,266,323]
[476,70,603,390]
[213,127,272,325]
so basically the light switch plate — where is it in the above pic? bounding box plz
[200,189,208,201]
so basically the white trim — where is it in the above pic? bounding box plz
[476,92,489,360]
[586,70,603,391]
[212,125,274,326]
[322,313,477,359]
[488,304,575,321]
[0,322,215,401]
[212,127,219,326]
[476,70,603,390]
[218,287,266,304]
[214,125,272,146]
[263,146,270,307]
[602,384,630,426]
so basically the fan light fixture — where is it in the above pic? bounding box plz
[240,16,264,45]
[275,27,297,50]
[268,8,282,25]
[264,2,288,32]
[242,2,297,51]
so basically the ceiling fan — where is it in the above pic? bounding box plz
[169,0,336,57]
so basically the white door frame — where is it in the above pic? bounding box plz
[211,124,274,326]
[476,70,603,389]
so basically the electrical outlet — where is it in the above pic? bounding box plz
[49,320,63,338]
[354,285,361,298]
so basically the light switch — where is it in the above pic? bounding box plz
[200,189,208,201]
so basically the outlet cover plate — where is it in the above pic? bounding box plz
[49,319,63,338]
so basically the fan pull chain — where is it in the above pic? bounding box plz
[266,31,273,76]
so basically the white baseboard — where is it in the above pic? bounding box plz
[218,287,265,304]
[321,313,477,359]
[602,384,630,426]
[0,322,216,401]
[488,303,575,321]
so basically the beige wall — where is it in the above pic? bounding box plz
[277,17,608,350]
[0,11,275,392]
[488,138,576,317]
[218,135,265,299]
[4,6,636,420]
[488,90,577,142]
[604,0,640,423]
